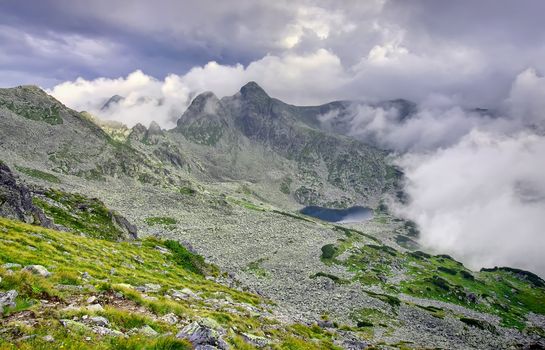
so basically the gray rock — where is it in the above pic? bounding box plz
[23,265,51,277]
[0,290,17,309]
[176,319,229,349]
[138,325,159,337]
[136,283,161,293]
[89,316,109,327]
[155,245,171,255]
[160,313,179,325]
[169,288,200,300]
[87,304,104,312]
[240,332,271,348]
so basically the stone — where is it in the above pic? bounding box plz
[93,326,124,337]
[169,288,200,300]
[160,313,179,325]
[240,333,271,348]
[86,296,97,304]
[139,325,159,337]
[342,339,369,350]
[317,320,335,328]
[81,271,91,280]
[87,304,104,312]
[176,319,228,349]
[136,283,161,293]
[89,316,109,327]
[0,290,18,309]
[23,265,51,277]
[42,335,55,342]
[155,245,171,254]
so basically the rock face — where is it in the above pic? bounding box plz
[0,162,51,227]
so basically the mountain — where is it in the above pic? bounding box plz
[173,82,398,207]
[1,83,544,349]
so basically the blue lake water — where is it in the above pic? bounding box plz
[299,206,374,223]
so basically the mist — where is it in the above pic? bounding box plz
[319,68,545,276]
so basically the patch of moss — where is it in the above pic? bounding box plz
[145,217,177,227]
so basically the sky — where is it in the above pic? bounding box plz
[1,0,545,276]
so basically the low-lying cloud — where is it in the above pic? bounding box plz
[394,130,545,275]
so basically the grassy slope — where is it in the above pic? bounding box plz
[0,217,342,350]
[324,222,545,332]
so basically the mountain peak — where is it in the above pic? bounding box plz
[239,81,269,100]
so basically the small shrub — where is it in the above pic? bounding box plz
[320,244,338,260]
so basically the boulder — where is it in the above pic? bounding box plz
[136,283,161,293]
[176,319,229,349]
[160,313,179,325]
[23,265,51,277]
[138,325,159,337]
[89,316,109,327]
[240,333,271,348]
[0,290,18,311]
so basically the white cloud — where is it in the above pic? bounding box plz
[394,131,545,276]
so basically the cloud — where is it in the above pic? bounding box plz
[394,131,545,276]
[4,0,545,108]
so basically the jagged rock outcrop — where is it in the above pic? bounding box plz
[0,162,51,227]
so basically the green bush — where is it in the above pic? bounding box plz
[320,244,337,260]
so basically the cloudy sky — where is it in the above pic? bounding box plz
[2,0,545,275]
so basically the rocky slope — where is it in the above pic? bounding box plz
[0,84,544,349]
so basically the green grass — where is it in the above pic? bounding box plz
[32,189,127,241]
[144,217,177,228]
[0,216,341,349]
[15,166,61,183]
[178,187,196,196]
[164,240,217,276]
